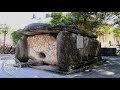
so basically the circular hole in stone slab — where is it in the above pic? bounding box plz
[39,52,46,58]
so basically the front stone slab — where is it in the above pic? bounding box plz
[27,34,57,65]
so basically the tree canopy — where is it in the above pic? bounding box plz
[11,31,21,46]
[113,27,120,37]
[0,24,9,34]
[50,12,119,35]
[50,12,64,24]
[0,24,10,47]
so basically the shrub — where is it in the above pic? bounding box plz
[11,31,21,46]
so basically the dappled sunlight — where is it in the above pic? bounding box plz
[103,64,108,66]
[98,70,115,75]
[65,73,84,78]
[33,75,38,78]
[101,71,115,75]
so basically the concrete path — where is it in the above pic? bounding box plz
[0,54,120,78]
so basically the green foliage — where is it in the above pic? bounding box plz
[62,13,73,25]
[51,12,64,24]
[113,27,120,37]
[0,24,9,34]
[96,24,112,35]
[50,12,73,25]
[111,12,120,25]
[11,31,21,45]
[101,25,111,34]
[0,24,10,47]
[51,12,111,31]
[50,12,120,37]
[69,12,114,31]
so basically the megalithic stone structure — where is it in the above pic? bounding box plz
[15,23,101,72]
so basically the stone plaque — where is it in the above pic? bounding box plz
[77,34,83,49]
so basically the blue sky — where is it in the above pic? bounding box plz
[0,12,51,30]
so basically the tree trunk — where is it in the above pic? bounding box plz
[3,33,6,53]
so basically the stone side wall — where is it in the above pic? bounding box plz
[27,34,57,65]
[57,31,101,71]
[57,31,78,71]
[15,36,28,62]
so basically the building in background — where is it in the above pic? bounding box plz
[97,28,120,48]
[30,12,51,24]
[0,12,52,48]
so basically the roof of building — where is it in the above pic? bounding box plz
[17,23,97,38]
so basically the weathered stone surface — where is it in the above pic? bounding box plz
[15,23,101,72]
[17,23,97,38]
[77,37,101,65]
[57,31,78,71]
[27,59,44,66]
[30,65,59,71]
[10,47,15,54]
[15,36,28,62]
[27,34,57,65]
[57,31,101,71]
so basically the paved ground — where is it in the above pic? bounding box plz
[0,54,120,78]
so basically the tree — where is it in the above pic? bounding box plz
[11,31,21,46]
[51,12,64,24]
[50,12,115,35]
[50,12,72,25]
[113,27,120,45]
[0,24,9,47]
[111,12,120,25]
[95,24,113,35]
[113,27,120,37]
[66,12,114,32]
[0,24,10,53]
